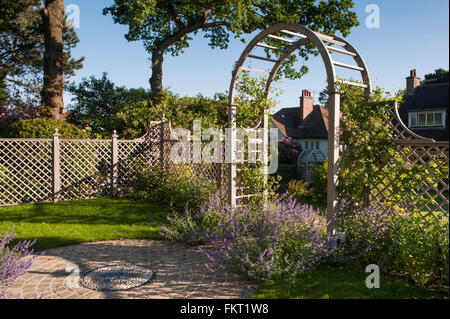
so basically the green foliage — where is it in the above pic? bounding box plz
[424,68,449,84]
[156,91,228,131]
[336,83,448,211]
[66,73,229,138]
[386,215,449,286]
[337,84,394,206]
[234,73,278,126]
[66,73,153,138]
[4,118,90,138]
[287,161,327,212]
[339,206,449,287]
[125,163,215,213]
[104,0,358,58]
[103,0,359,102]
[274,164,297,193]
[0,0,84,96]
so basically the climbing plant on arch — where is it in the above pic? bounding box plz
[227,23,372,236]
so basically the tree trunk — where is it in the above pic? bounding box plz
[41,0,65,120]
[149,48,164,107]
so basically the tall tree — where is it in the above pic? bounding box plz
[41,0,65,119]
[104,0,358,105]
[0,0,83,113]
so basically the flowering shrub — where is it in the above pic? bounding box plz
[0,86,40,137]
[278,138,302,164]
[162,192,338,281]
[0,86,40,122]
[336,201,395,264]
[0,227,40,299]
[127,163,215,213]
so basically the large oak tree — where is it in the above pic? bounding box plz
[104,0,358,105]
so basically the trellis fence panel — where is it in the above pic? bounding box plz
[0,121,227,206]
[368,103,449,224]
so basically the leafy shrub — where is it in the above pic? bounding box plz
[126,163,215,213]
[160,191,227,245]
[3,118,90,139]
[337,201,395,264]
[0,227,40,299]
[386,214,449,286]
[287,161,327,211]
[272,164,297,193]
[338,202,449,287]
[162,192,338,281]
[278,138,302,164]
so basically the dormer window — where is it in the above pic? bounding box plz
[408,111,445,128]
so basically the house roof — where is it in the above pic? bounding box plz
[402,82,449,111]
[271,105,329,139]
[399,82,449,141]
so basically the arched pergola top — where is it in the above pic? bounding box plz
[228,23,372,107]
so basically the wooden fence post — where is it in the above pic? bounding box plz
[228,105,237,208]
[52,129,60,202]
[160,120,166,168]
[216,134,223,189]
[327,91,341,237]
[111,130,118,195]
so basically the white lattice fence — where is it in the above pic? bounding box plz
[59,140,112,201]
[0,121,227,206]
[369,104,449,224]
[0,139,53,205]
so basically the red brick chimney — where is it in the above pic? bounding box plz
[299,89,313,125]
[406,69,421,95]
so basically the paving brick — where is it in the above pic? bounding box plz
[8,239,253,299]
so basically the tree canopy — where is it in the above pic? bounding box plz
[424,68,449,84]
[103,0,359,104]
[66,73,228,139]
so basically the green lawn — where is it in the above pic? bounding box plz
[253,264,448,299]
[0,198,170,251]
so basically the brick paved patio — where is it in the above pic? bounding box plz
[8,239,255,299]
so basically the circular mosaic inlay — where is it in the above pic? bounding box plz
[79,264,155,291]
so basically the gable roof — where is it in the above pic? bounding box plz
[271,105,329,139]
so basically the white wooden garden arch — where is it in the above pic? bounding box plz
[227,23,372,235]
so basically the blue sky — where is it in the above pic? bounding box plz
[64,0,449,112]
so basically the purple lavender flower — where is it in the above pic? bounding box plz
[0,227,42,299]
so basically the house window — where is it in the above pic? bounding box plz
[315,140,320,150]
[410,113,417,126]
[409,111,446,127]
[305,141,309,150]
